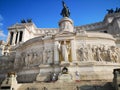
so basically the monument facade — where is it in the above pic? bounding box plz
[0,1,120,89]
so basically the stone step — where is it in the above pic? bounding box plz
[17,81,115,90]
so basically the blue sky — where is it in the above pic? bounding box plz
[0,0,120,41]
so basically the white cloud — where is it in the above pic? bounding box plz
[0,15,6,41]
[0,30,6,37]
[0,30,7,41]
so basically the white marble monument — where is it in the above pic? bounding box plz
[0,1,120,84]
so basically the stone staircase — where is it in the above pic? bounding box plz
[17,81,115,90]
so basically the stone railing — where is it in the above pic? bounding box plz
[87,32,115,40]
[35,28,59,35]
[75,22,107,31]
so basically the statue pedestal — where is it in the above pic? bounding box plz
[59,17,74,32]
[60,61,70,66]
[36,64,61,82]
[57,73,73,82]
[1,72,19,90]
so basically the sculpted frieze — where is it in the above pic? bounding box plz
[15,46,44,68]
[77,44,120,63]
[43,48,54,64]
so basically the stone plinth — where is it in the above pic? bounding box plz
[36,65,61,82]
[0,72,19,90]
[60,61,70,66]
[58,73,73,82]
[67,61,120,81]
[59,17,74,32]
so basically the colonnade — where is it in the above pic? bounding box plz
[9,31,23,45]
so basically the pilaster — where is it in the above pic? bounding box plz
[70,39,77,63]
[54,41,59,64]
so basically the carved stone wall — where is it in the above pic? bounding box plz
[14,37,54,69]
[76,44,120,63]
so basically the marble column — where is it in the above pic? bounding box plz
[7,32,11,44]
[17,31,20,44]
[12,32,17,45]
[70,39,77,63]
[54,41,59,64]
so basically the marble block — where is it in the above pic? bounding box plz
[36,74,50,82]
[58,73,73,82]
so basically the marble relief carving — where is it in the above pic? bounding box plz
[43,49,54,64]
[16,47,45,68]
[77,45,120,63]
[16,46,55,68]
